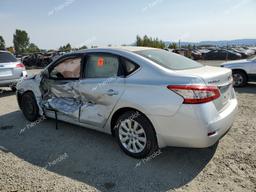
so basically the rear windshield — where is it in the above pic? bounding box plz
[0,52,17,63]
[135,49,202,70]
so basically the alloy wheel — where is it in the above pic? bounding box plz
[118,119,147,153]
[233,73,243,87]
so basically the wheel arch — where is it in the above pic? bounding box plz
[110,107,157,140]
[232,69,248,81]
[17,90,36,109]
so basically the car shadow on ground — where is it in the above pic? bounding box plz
[0,88,15,98]
[0,111,217,192]
[235,82,256,94]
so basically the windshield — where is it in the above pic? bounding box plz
[135,49,202,70]
[0,52,17,63]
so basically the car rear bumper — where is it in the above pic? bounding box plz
[0,71,27,87]
[0,78,20,87]
[150,96,238,148]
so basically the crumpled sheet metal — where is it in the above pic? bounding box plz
[41,79,109,125]
[43,97,81,119]
[42,80,81,99]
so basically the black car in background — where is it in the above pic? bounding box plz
[204,50,242,60]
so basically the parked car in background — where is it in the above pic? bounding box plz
[230,47,255,59]
[17,47,237,158]
[231,48,249,59]
[242,47,255,56]
[204,49,242,60]
[0,51,27,91]
[22,52,53,67]
[191,49,203,60]
[172,48,202,60]
[221,56,256,87]
[21,51,65,68]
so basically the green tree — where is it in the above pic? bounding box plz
[136,35,165,49]
[79,45,88,50]
[136,35,142,46]
[27,43,40,53]
[13,29,30,54]
[59,43,72,52]
[0,36,5,50]
[168,43,177,49]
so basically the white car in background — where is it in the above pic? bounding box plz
[17,47,238,158]
[221,56,256,87]
[0,51,27,91]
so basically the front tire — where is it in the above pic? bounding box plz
[21,92,39,122]
[232,70,247,87]
[115,111,158,159]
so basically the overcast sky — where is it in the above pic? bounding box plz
[0,0,255,49]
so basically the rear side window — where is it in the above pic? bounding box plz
[135,49,202,70]
[85,54,119,78]
[122,58,139,75]
[0,52,17,63]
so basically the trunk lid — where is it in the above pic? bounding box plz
[175,66,232,86]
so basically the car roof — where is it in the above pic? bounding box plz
[74,46,157,54]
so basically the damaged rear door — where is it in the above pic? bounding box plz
[78,52,125,128]
[40,54,83,120]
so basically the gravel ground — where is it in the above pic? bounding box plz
[0,62,256,192]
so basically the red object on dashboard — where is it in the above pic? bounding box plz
[97,57,104,67]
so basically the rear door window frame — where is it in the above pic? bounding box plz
[82,52,125,79]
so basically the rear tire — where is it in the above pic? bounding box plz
[114,111,158,159]
[21,92,39,122]
[232,70,247,87]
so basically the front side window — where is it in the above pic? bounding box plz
[50,57,81,79]
[85,54,119,78]
[135,49,202,70]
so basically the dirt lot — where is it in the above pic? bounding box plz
[0,61,256,192]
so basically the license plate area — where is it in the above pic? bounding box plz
[0,69,12,76]
[219,84,232,105]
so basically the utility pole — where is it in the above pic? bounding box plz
[226,42,229,61]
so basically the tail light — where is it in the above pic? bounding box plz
[16,63,25,69]
[167,85,220,104]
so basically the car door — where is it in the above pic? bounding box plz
[247,58,256,81]
[249,59,256,74]
[40,54,83,120]
[220,50,227,60]
[78,52,125,128]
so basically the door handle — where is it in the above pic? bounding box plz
[106,89,118,96]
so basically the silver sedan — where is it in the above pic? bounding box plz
[0,51,27,90]
[221,56,256,87]
[16,47,238,158]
